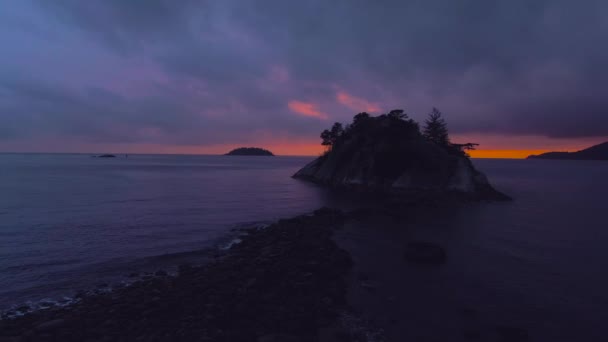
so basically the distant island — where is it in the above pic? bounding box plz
[94,154,116,158]
[293,108,509,201]
[527,142,608,160]
[225,147,274,156]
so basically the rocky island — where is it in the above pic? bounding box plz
[225,147,274,156]
[527,141,608,160]
[294,109,509,201]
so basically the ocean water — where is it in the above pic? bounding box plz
[0,154,343,310]
[1,154,607,339]
[338,158,608,340]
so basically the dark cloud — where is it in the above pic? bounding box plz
[1,0,608,151]
[35,0,201,53]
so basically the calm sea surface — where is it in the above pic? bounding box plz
[337,158,608,341]
[0,154,337,309]
[1,154,607,339]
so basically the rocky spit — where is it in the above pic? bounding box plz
[0,209,358,342]
[0,204,535,342]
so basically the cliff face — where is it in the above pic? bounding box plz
[293,134,509,201]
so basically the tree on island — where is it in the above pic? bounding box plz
[452,143,479,151]
[319,110,422,150]
[423,108,450,147]
[320,122,344,148]
[317,108,478,158]
[387,109,407,120]
[422,108,479,155]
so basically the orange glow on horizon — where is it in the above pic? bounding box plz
[468,149,551,159]
[0,143,582,159]
[4,135,603,159]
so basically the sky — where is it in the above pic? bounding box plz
[1,0,607,157]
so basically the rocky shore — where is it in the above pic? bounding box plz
[0,209,356,342]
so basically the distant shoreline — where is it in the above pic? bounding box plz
[4,150,598,160]
[527,142,608,161]
[225,147,275,156]
[0,152,317,157]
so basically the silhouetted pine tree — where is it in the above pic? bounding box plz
[423,108,450,147]
[320,122,344,147]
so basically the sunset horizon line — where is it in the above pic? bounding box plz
[0,147,598,159]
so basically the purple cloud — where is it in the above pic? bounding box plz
[1,0,608,153]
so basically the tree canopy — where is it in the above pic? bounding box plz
[318,108,477,157]
[320,122,344,146]
[423,108,450,147]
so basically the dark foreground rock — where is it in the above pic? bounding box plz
[403,241,447,265]
[0,208,352,342]
[495,325,529,341]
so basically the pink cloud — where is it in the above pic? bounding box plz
[336,91,380,112]
[288,100,328,119]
